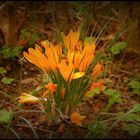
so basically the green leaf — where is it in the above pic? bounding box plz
[128,80,140,90]
[1,46,23,59]
[28,33,38,46]
[104,89,116,96]
[20,28,30,39]
[0,67,7,74]
[1,77,14,84]
[116,112,124,118]
[132,89,140,95]
[123,113,140,122]
[11,46,23,57]
[111,41,127,55]
[104,89,121,103]
[88,88,100,97]
[0,110,13,124]
[132,104,140,113]
[104,78,113,84]
[122,123,140,136]
[1,46,12,59]
[109,93,121,104]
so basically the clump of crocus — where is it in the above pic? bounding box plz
[19,30,104,126]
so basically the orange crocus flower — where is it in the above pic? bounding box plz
[89,79,104,92]
[71,112,86,126]
[84,38,96,55]
[67,49,94,72]
[58,60,74,82]
[58,60,85,82]
[42,82,57,97]
[67,37,96,72]
[23,45,49,72]
[41,40,61,73]
[24,41,61,74]
[61,30,80,51]
[18,93,40,104]
[92,63,103,78]
[45,82,57,92]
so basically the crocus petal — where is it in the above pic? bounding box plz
[61,88,65,99]
[23,47,48,72]
[92,63,102,78]
[58,60,74,82]
[18,93,40,104]
[89,79,104,93]
[45,82,57,92]
[73,72,85,79]
[61,31,80,51]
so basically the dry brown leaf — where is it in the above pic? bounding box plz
[34,114,47,126]
[57,123,65,134]
[21,77,39,86]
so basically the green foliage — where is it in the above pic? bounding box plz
[0,67,14,85]
[128,80,140,89]
[111,41,127,55]
[1,46,23,59]
[132,104,140,113]
[20,29,30,39]
[69,2,91,16]
[20,28,38,46]
[117,112,140,122]
[116,104,140,136]
[104,78,113,84]
[0,67,7,74]
[122,123,139,136]
[88,88,100,97]
[104,89,121,103]
[28,33,38,46]
[0,110,13,124]
[128,79,140,95]
[1,77,14,85]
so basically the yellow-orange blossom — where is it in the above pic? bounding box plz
[23,31,98,82]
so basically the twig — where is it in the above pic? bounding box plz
[98,15,118,21]
[0,1,14,11]
[102,107,137,138]
[14,110,45,114]
[0,99,4,107]
[101,118,117,123]
[98,112,117,116]
[130,120,140,127]
[27,11,49,14]
[95,2,111,12]
[3,125,21,139]
[20,116,39,139]
[14,124,54,133]
[110,74,121,78]
[56,108,71,124]
[118,69,134,75]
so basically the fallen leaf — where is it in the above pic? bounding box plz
[70,112,86,127]
[57,123,65,134]
[34,114,47,126]
[21,77,39,86]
